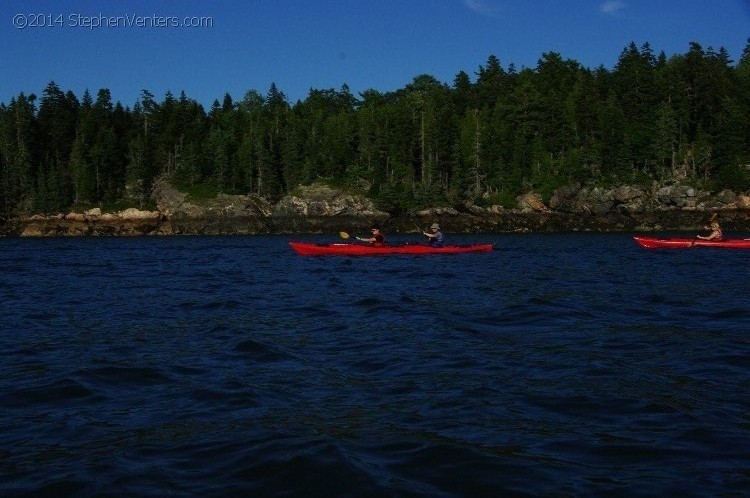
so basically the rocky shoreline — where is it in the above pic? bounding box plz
[2,182,749,237]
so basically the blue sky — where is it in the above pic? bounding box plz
[2,0,749,108]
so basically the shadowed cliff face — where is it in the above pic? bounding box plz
[2,182,749,236]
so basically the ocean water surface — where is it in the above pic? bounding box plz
[1,233,749,497]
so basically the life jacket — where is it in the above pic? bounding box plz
[428,231,445,247]
[710,222,723,240]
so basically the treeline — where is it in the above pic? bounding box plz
[1,41,749,217]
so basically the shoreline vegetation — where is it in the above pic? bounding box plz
[2,41,749,236]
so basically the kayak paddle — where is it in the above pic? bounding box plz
[340,231,351,239]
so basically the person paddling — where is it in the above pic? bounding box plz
[423,222,445,247]
[697,213,723,241]
[355,224,385,246]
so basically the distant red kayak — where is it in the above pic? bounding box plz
[634,236,750,249]
[289,241,495,256]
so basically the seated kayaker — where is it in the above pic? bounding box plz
[355,224,385,246]
[697,213,723,240]
[423,222,445,247]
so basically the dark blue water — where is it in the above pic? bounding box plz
[1,233,749,497]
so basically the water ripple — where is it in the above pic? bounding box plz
[1,234,749,496]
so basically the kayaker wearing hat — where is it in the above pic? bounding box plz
[423,222,445,248]
[356,224,385,246]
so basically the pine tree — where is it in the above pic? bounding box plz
[0,94,36,214]
[261,83,289,199]
[36,82,78,211]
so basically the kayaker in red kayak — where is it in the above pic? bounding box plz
[423,222,445,247]
[355,224,385,246]
[697,213,723,241]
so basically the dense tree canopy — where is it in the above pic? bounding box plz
[1,41,748,217]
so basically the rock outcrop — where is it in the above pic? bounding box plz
[2,181,748,236]
[269,184,389,233]
[18,208,168,237]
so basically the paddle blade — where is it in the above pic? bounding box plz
[339,231,351,239]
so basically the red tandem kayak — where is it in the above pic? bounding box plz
[634,236,750,249]
[289,241,495,256]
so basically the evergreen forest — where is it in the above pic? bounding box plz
[1,41,749,218]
